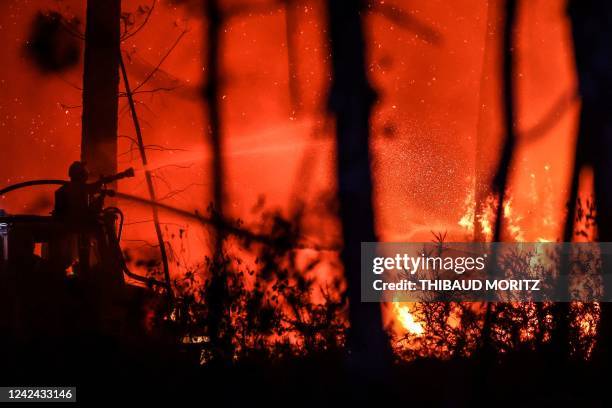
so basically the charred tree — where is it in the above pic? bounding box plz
[326,0,391,375]
[81,0,121,179]
[568,0,612,371]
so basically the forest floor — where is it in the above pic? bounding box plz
[1,335,605,407]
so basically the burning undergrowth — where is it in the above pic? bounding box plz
[125,204,347,363]
[388,187,601,362]
[120,181,602,364]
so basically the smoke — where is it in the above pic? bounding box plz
[24,11,82,74]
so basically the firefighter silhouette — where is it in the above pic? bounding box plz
[54,161,92,222]
[53,161,97,276]
[53,161,134,278]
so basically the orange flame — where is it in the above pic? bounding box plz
[393,303,424,336]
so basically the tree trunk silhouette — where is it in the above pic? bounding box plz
[118,54,174,303]
[81,0,120,179]
[326,0,391,376]
[205,0,225,245]
[568,0,612,373]
[491,0,517,244]
[202,0,230,359]
[481,0,518,357]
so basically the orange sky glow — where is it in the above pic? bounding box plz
[0,0,582,351]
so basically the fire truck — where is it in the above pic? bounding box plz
[0,169,172,345]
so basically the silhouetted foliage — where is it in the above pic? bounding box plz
[130,207,348,364]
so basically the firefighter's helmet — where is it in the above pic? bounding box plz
[68,161,89,183]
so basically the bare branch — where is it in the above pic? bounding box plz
[157,182,205,201]
[520,90,578,142]
[369,1,442,45]
[132,29,189,92]
[121,0,157,41]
